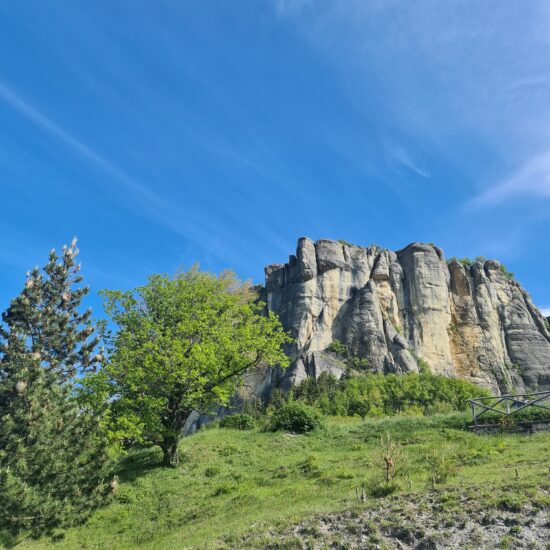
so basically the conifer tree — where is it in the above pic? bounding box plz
[0,239,110,537]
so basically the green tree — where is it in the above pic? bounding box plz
[292,372,488,418]
[0,240,110,537]
[96,268,290,466]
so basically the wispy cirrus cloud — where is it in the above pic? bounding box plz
[387,142,430,179]
[271,0,550,206]
[273,0,312,17]
[0,82,256,264]
[0,82,192,224]
[469,150,550,208]
[540,307,550,317]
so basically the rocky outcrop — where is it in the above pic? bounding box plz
[264,238,550,394]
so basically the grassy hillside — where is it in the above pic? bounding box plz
[7,414,550,549]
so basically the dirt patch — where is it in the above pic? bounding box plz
[230,486,550,549]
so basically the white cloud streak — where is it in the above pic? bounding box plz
[272,1,550,210]
[469,151,550,208]
[273,0,312,17]
[0,82,182,217]
[0,82,251,264]
[388,142,430,179]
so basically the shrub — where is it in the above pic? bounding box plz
[425,449,458,486]
[449,255,513,279]
[417,357,430,374]
[496,494,525,512]
[296,455,322,478]
[347,356,369,371]
[270,403,324,433]
[500,265,514,279]
[480,407,550,426]
[367,479,401,498]
[204,466,220,478]
[325,340,369,371]
[293,372,488,418]
[326,339,347,358]
[373,432,405,483]
[425,400,454,415]
[220,413,256,430]
[460,257,473,266]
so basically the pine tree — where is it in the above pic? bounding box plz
[0,239,111,537]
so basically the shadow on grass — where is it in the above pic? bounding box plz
[115,446,164,482]
[0,529,18,549]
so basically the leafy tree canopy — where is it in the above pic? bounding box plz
[293,371,489,418]
[87,267,291,466]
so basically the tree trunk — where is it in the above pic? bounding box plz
[160,407,193,467]
[161,435,180,467]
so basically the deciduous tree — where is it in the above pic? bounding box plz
[95,268,290,466]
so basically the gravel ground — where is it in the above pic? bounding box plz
[231,486,550,549]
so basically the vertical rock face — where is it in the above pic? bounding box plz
[264,238,550,394]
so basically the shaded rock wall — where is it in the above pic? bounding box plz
[264,238,550,394]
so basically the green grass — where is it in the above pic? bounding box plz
[8,413,550,549]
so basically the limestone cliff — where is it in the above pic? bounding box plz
[262,238,550,394]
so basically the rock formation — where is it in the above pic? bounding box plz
[261,238,550,394]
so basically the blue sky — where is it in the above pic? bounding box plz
[1,0,550,317]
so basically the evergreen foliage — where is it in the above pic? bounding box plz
[91,267,290,467]
[0,240,110,537]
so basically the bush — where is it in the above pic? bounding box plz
[447,257,473,267]
[325,340,369,372]
[326,339,347,358]
[496,494,525,512]
[479,407,550,427]
[417,357,430,374]
[293,372,488,418]
[499,264,514,279]
[296,455,322,478]
[367,479,401,498]
[270,403,324,433]
[219,413,256,430]
[425,449,458,486]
